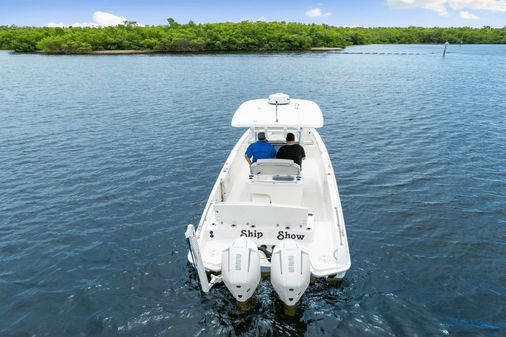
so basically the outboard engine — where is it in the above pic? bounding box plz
[221,237,261,301]
[270,239,311,305]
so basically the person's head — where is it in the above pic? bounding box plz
[286,133,295,142]
[257,132,266,141]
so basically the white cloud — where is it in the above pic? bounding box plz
[305,8,332,18]
[92,11,127,26]
[257,16,267,21]
[70,22,99,28]
[387,0,449,16]
[47,21,97,28]
[342,25,369,28]
[459,10,480,18]
[449,0,506,12]
[47,22,66,28]
[387,0,506,16]
[46,11,128,28]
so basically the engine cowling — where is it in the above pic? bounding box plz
[221,237,261,301]
[270,239,311,305]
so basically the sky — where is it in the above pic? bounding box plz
[0,0,505,28]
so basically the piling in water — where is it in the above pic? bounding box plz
[443,41,449,57]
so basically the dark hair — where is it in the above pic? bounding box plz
[258,132,266,140]
[286,133,295,141]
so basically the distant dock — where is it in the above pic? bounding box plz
[310,47,343,51]
[91,50,153,55]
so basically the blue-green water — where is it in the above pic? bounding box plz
[1,44,505,336]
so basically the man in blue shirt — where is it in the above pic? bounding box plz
[244,132,276,165]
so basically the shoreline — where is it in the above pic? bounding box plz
[1,48,346,55]
[310,47,343,51]
[2,44,503,56]
[93,48,344,55]
[91,49,154,55]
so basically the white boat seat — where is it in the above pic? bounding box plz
[213,202,308,227]
[251,159,300,176]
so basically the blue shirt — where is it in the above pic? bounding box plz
[245,141,276,163]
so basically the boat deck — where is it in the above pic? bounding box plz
[225,129,331,221]
[196,128,350,276]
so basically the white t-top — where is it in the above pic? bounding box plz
[231,98,324,128]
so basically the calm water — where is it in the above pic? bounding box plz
[1,44,505,336]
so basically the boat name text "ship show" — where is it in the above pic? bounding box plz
[239,229,306,241]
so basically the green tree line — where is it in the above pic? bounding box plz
[0,20,504,54]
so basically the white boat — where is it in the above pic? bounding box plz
[185,93,351,305]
